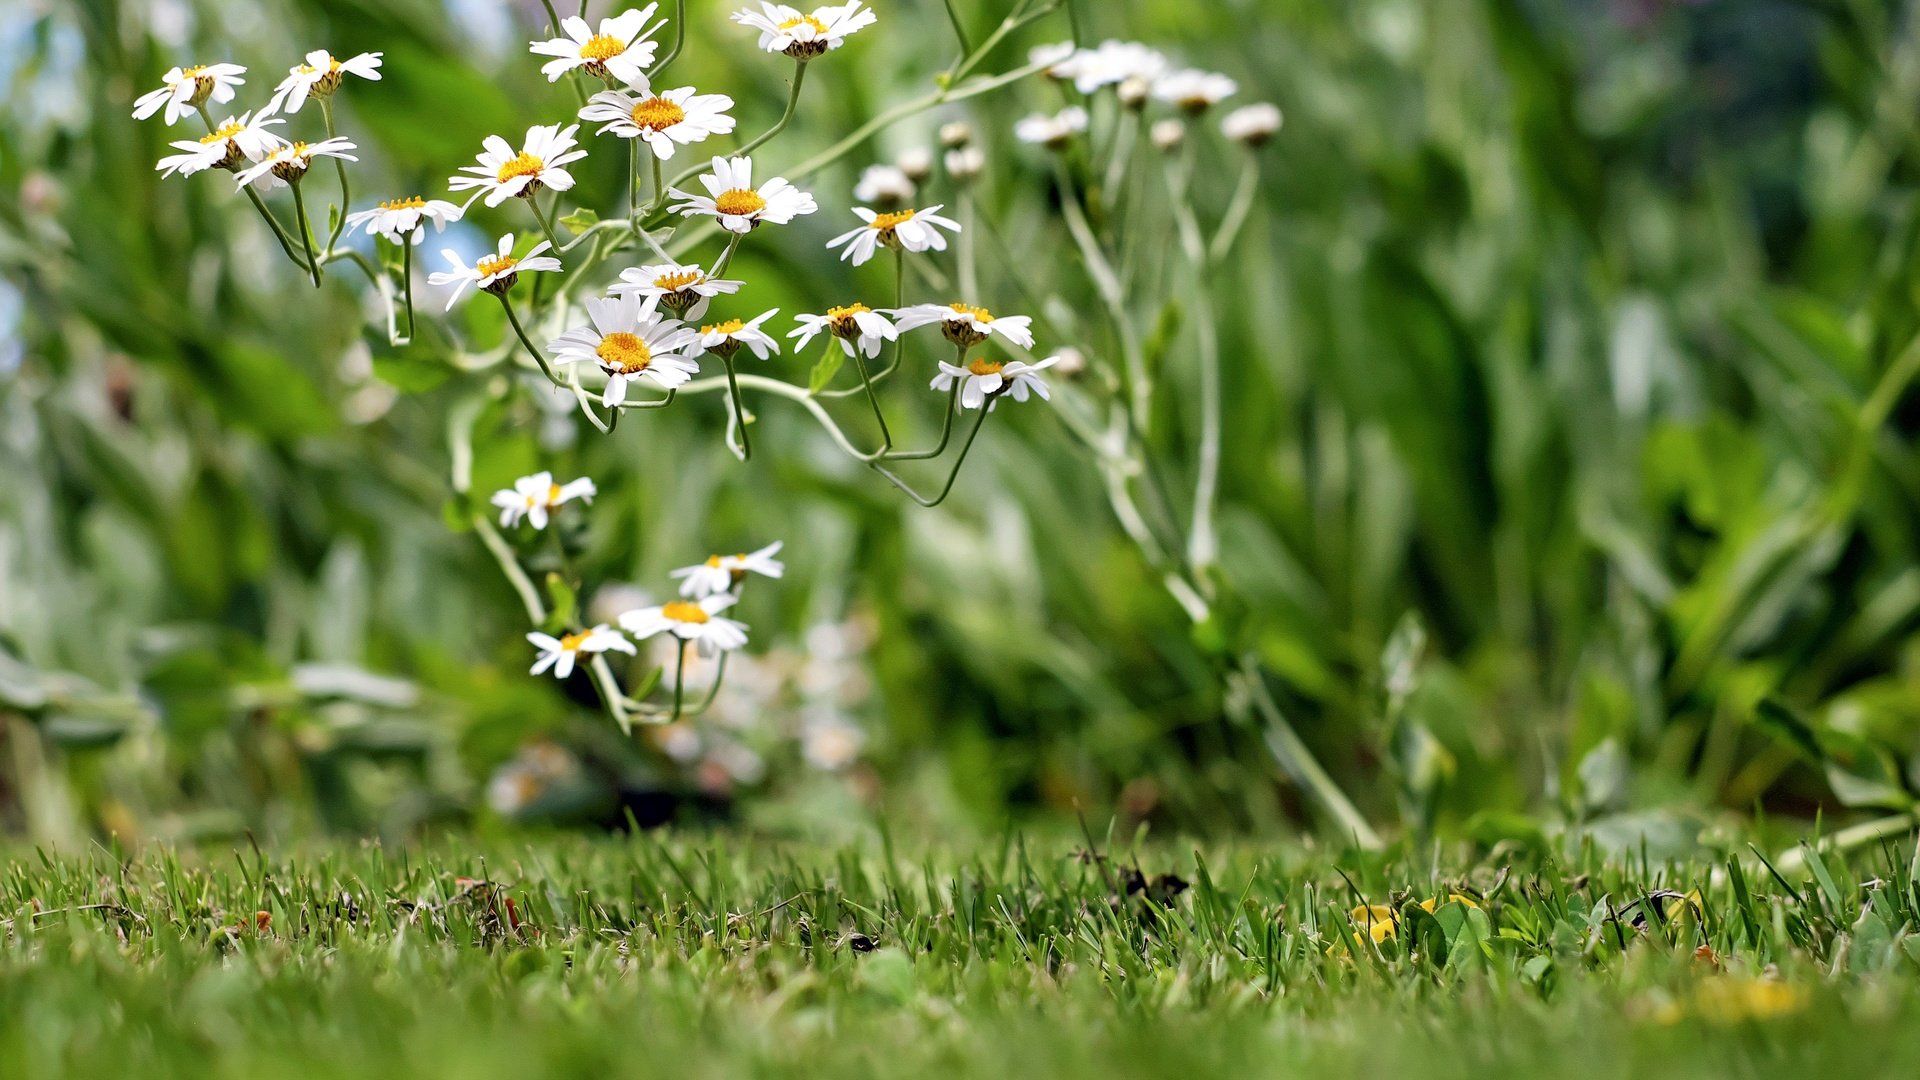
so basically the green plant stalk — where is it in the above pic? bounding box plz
[289,181,323,288]
[885,382,962,461]
[319,98,350,254]
[401,239,415,340]
[1240,656,1383,850]
[868,405,989,507]
[650,0,687,76]
[1166,152,1222,575]
[527,192,565,259]
[722,354,752,460]
[498,294,559,384]
[851,348,894,452]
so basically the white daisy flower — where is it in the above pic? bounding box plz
[790,304,895,359]
[826,204,961,266]
[731,2,876,60]
[264,50,382,115]
[932,354,1060,410]
[231,137,358,189]
[669,541,785,598]
[1075,40,1168,95]
[610,262,742,320]
[448,124,588,208]
[619,594,750,657]
[1014,106,1089,149]
[698,310,782,360]
[1028,42,1080,81]
[892,303,1034,350]
[155,111,286,178]
[895,146,934,183]
[1153,68,1238,113]
[944,145,984,182]
[549,293,702,406]
[527,625,635,679]
[344,196,464,246]
[426,234,563,308]
[852,164,914,207]
[132,63,246,125]
[530,6,663,86]
[491,470,598,530]
[1221,102,1283,147]
[667,155,816,234]
[578,85,736,160]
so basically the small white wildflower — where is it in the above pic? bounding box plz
[790,304,896,359]
[1221,102,1283,147]
[264,50,382,115]
[944,145,984,181]
[578,84,736,160]
[527,625,634,679]
[893,303,1034,349]
[932,354,1060,410]
[670,541,785,598]
[1028,42,1080,81]
[426,234,563,308]
[530,6,664,85]
[939,121,973,149]
[344,196,463,246]
[826,204,960,266]
[155,111,285,178]
[698,310,782,360]
[619,595,750,657]
[448,124,588,208]
[853,164,915,207]
[549,294,702,406]
[491,470,598,530]
[1079,40,1168,95]
[1153,68,1237,113]
[610,262,742,320]
[1014,106,1088,150]
[895,146,934,183]
[667,155,817,234]
[133,63,246,125]
[231,137,357,189]
[732,2,876,60]
[1150,119,1186,152]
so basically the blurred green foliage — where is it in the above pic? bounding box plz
[4,0,1920,844]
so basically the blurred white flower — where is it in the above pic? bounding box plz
[893,303,1034,349]
[620,595,750,657]
[1028,42,1079,80]
[610,262,741,320]
[1221,102,1283,147]
[732,2,876,59]
[133,63,246,125]
[527,624,635,679]
[791,304,896,358]
[449,124,588,208]
[156,111,284,178]
[427,234,562,307]
[853,163,915,206]
[939,121,973,149]
[711,741,767,785]
[1015,106,1088,149]
[1153,68,1237,113]
[549,294,702,405]
[944,145,984,182]
[265,50,382,114]
[579,84,736,160]
[1078,40,1169,95]
[656,723,703,763]
[668,155,817,234]
[530,6,663,85]
[231,137,357,189]
[932,354,1060,410]
[826,204,960,266]
[698,310,782,360]
[1150,119,1186,152]
[344,196,463,246]
[802,711,865,771]
[491,470,597,529]
[670,541,785,598]
[895,146,934,183]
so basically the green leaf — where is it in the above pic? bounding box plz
[544,573,579,635]
[558,208,599,233]
[808,349,845,395]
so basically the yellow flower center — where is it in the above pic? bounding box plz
[713,189,768,217]
[630,96,687,132]
[557,630,591,651]
[702,319,745,336]
[497,151,545,183]
[653,269,703,291]
[967,358,1004,376]
[379,196,427,211]
[825,304,871,336]
[199,122,245,145]
[475,254,518,278]
[546,483,564,504]
[705,555,725,568]
[579,34,627,62]
[297,56,344,75]
[869,208,917,231]
[948,303,993,322]
[181,65,208,78]
[778,15,829,34]
[662,601,710,624]
[596,331,653,373]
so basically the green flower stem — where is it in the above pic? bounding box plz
[241,184,312,272]
[868,404,989,507]
[882,384,962,461]
[318,98,350,254]
[401,239,416,340]
[289,181,323,288]
[950,0,1061,84]
[649,0,687,77]
[1208,155,1261,264]
[498,294,559,384]
[629,138,641,233]
[671,642,688,722]
[1054,159,1146,430]
[527,192,565,260]
[851,348,893,452]
[613,389,678,410]
[709,234,744,278]
[721,354,752,460]
[649,154,666,216]
[1239,656,1383,850]
[1165,154,1222,574]
[732,59,808,160]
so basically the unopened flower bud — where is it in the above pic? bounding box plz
[1117,75,1151,111]
[1221,103,1283,149]
[1150,119,1186,152]
[939,121,973,149]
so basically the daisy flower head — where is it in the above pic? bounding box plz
[232,137,357,189]
[265,50,382,115]
[1014,106,1089,150]
[1222,102,1283,148]
[344,196,463,246]
[133,63,246,125]
[826,204,960,266]
[620,594,750,657]
[932,353,1060,410]
[527,625,635,679]
[895,146,934,183]
[670,541,785,598]
[448,124,587,208]
[852,164,914,209]
[491,470,598,530]
[790,304,895,359]
[894,303,1034,350]
[732,2,876,60]
[578,85,736,160]
[1154,69,1238,114]
[1029,42,1081,81]
[530,5,663,85]
[699,309,782,361]
[610,262,742,320]
[427,234,562,308]
[548,293,702,406]
[155,111,285,179]
[668,156,816,234]
[1080,40,1169,98]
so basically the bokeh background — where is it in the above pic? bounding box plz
[4,0,1920,847]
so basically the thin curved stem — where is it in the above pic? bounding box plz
[733,60,808,160]
[289,182,323,288]
[1054,160,1145,429]
[649,0,687,77]
[1208,155,1261,264]
[319,98,350,254]
[527,192,564,259]
[1166,156,1221,573]
[671,641,688,721]
[612,388,678,409]
[851,348,893,451]
[498,294,559,383]
[882,383,961,460]
[721,354,752,460]
[401,239,416,340]
[868,405,989,507]
[709,234,744,278]
[241,184,311,271]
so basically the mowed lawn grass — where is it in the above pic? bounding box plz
[4,831,1920,1078]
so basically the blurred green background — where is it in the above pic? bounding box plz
[5,0,1920,847]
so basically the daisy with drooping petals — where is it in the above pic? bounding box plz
[932,354,1060,410]
[620,595,750,657]
[790,305,895,359]
[699,310,781,360]
[1153,69,1238,113]
[492,471,598,530]
[826,204,961,266]
[893,303,1035,350]
[231,137,358,189]
[670,542,785,598]
[579,85,735,160]
[427,234,563,308]
[668,156,816,234]
[344,197,463,246]
[530,5,663,85]
[527,625,635,679]
[264,50,383,115]
[549,294,702,406]
[731,2,876,60]
[1014,106,1089,149]
[133,63,246,125]
[156,111,285,178]
[448,124,588,208]
[610,263,742,320]
[1221,102,1283,147]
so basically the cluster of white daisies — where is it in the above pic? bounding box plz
[1018,38,1281,152]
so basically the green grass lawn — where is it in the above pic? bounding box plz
[5,830,1920,1078]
